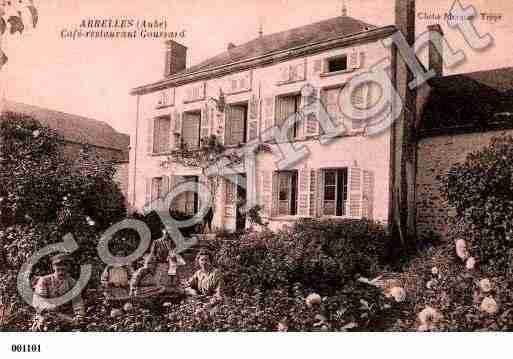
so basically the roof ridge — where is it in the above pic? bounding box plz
[2,99,119,133]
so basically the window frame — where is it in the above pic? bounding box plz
[181,110,202,150]
[152,115,171,154]
[225,101,248,146]
[276,170,298,216]
[321,168,348,217]
[275,93,301,141]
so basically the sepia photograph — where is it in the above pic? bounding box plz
[0,0,513,356]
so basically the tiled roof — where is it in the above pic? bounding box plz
[176,15,376,76]
[0,99,130,155]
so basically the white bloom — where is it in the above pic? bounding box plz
[305,293,322,307]
[480,296,498,314]
[277,321,288,332]
[455,239,469,260]
[418,306,442,325]
[426,279,437,290]
[479,279,492,293]
[390,286,406,303]
[110,309,122,318]
[32,130,40,138]
[123,303,133,312]
[466,257,476,270]
[431,267,439,276]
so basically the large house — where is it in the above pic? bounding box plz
[128,0,464,235]
[0,99,130,199]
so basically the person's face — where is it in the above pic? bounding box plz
[198,255,211,270]
[53,263,67,278]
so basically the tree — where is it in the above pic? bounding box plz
[0,0,39,70]
[0,111,126,269]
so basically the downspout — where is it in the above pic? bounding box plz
[132,95,140,209]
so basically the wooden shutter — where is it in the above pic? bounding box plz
[309,169,317,217]
[145,178,152,208]
[362,170,374,219]
[161,175,170,199]
[161,116,171,152]
[146,118,154,154]
[224,105,232,145]
[169,112,175,151]
[348,167,362,218]
[263,96,275,132]
[312,59,323,76]
[200,104,210,144]
[349,50,362,69]
[247,94,259,141]
[271,171,279,217]
[351,84,369,130]
[261,171,272,218]
[224,177,237,218]
[173,112,182,149]
[297,165,310,216]
[279,65,290,83]
[316,169,324,217]
[304,87,320,137]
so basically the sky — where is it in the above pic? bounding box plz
[0,0,512,137]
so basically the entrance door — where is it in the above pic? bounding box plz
[235,175,247,231]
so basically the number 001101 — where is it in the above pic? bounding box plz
[11,344,41,352]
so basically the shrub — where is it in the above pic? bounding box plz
[443,135,513,274]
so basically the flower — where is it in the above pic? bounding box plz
[479,279,492,293]
[390,286,406,303]
[426,279,437,290]
[110,309,122,318]
[305,293,322,307]
[466,257,476,270]
[123,303,133,312]
[455,239,469,260]
[277,321,288,332]
[431,267,439,276]
[32,130,40,138]
[418,306,442,326]
[480,296,498,314]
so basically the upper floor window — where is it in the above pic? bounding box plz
[181,111,201,150]
[276,94,301,140]
[153,115,171,153]
[326,55,348,73]
[151,177,164,202]
[225,103,248,146]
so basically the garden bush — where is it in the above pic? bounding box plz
[443,135,513,274]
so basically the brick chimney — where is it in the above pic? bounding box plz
[164,40,187,77]
[427,24,444,77]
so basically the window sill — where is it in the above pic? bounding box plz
[320,69,355,78]
[183,98,206,105]
[276,78,306,86]
[155,104,174,110]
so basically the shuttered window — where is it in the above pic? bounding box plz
[276,94,300,140]
[320,87,344,135]
[225,104,247,145]
[153,116,171,153]
[181,112,201,150]
[151,177,163,202]
[276,170,298,216]
[321,168,348,216]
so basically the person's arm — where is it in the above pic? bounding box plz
[32,277,55,313]
[185,271,199,296]
[100,266,110,288]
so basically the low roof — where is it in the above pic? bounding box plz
[0,100,130,154]
[421,67,513,136]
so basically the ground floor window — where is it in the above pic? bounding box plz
[275,170,298,216]
[321,168,348,216]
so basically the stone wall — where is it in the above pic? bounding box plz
[416,129,513,239]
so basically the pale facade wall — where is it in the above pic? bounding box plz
[129,36,393,229]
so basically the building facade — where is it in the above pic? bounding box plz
[130,15,402,232]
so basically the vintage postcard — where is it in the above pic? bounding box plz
[0,0,512,356]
